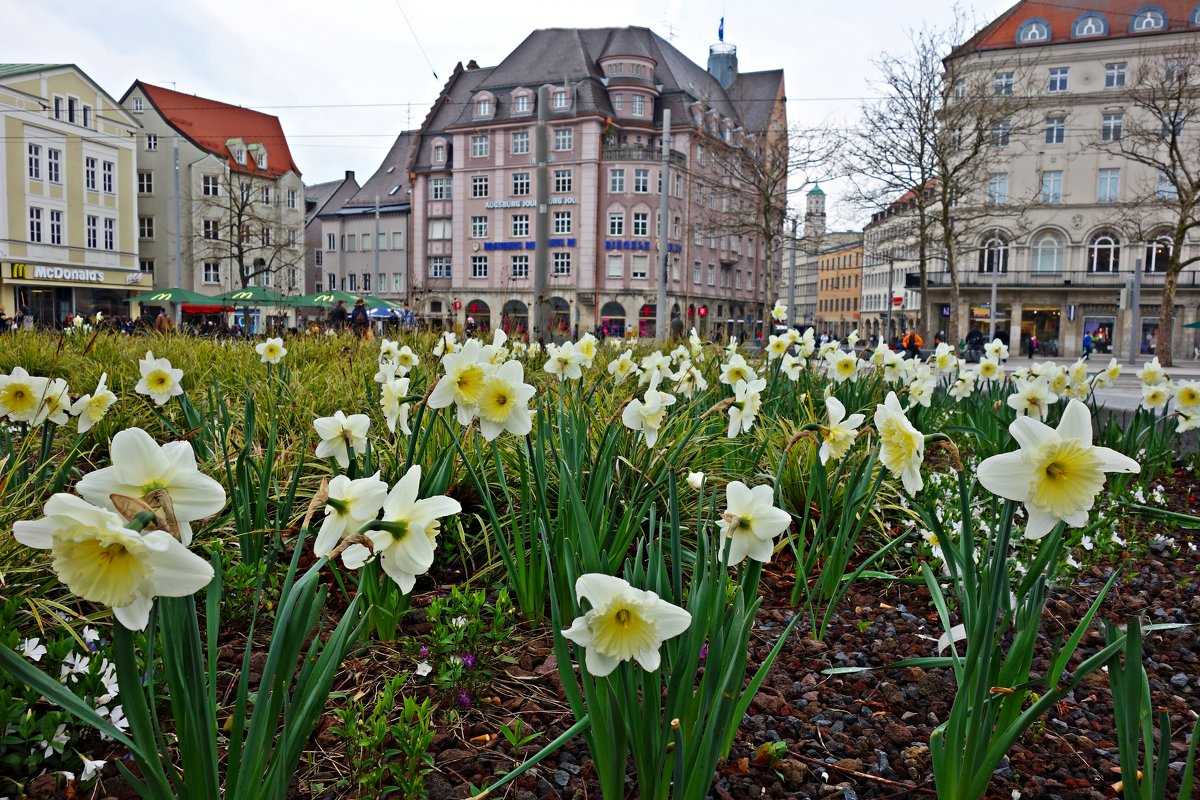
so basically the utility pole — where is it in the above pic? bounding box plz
[1128,257,1143,366]
[374,195,381,297]
[532,86,550,343]
[987,263,998,341]
[172,134,182,324]
[655,109,671,344]
[786,217,797,329]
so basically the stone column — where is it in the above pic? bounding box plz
[1061,303,1079,357]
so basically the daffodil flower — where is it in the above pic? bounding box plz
[1007,376,1058,421]
[76,427,226,547]
[381,375,412,435]
[478,360,536,441]
[716,480,792,564]
[429,339,489,424]
[14,494,214,630]
[313,410,370,469]
[0,366,49,423]
[771,300,788,322]
[544,341,585,381]
[70,373,117,434]
[135,351,184,406]
[608,349,639,384]
[874,391,925,495]
[313,472,388,557]
[718,354,757,386]
[622,373,676,448]
[977,399,1139,539]
[825,349,860,384]
[254,337,287,364]
[561,573,691,676]
[819,396,865,465]
[727,378,766,438]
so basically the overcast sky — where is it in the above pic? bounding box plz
[7,0,1012,227]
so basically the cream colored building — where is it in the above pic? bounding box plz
[0,64,140,324]
[933,0,1200,358]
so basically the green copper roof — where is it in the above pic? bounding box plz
[0,64,71,80]
[807,182,825,196]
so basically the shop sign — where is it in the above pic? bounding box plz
[603,240,682,253]
[484,197,577,209]
[483,238,576,251]
[9,262,106,283]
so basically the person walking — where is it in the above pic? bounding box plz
[1082,332,1093,359]
[331,299,349,331]
[349,299,369,338]
[1028,333,1038,359]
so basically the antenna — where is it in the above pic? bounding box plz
[662,21,677,41]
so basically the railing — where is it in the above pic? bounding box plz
[601,145,687,167]
[925,268,1200,289]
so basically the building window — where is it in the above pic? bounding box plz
[259,187,270,204]
[552,91,569,109]
[287,189,297,209]
[348,274,357,292]
[631,254,649,279]
[472,175,489,198]
[203,219,219,240]
[513,94,530,114]
[200,175,218,196]
[978,232,1009,273]
[1017,18,1050,42]
[707,264,715,286]
[201,261,220,284]
[1157,171,1179,200]
[553,211,572,234]
[952,78,966,100]
[553,169,572,193]
[255,152,267,170]
[552,252,571,275]
[471,215,488,238]
[607,253,623,278]
[476,98,492,116]
[512,131,530,155]
[28,207,42,243]
[430,257,451,278]
[1105,62,1127,88]
[1097,168,1120,202]
[1131,7,1166,30]
[85,157,96,190]
[1040,170,1063,203]
[138,171,153,194]
[391,273,402,293]
[610,168,625,193]
[1088,233,1120,272]
[145,133,158,151]
[140,258,154,274]
[393,231,403,250]
[987,173,1009,206]
[632,211,649,237]
[315,251,324,267]
[49,209,63,245]
[554,129,573,151]
[692,262,701,284]
[345,234,357,251]
[139,217,154,239]
[1161,110,1185,140]
[1048,67,1069,92]
[261,227,272,246]
[433,143,445,162]
[613,94,624,112]
[471,255,488,278]
[991,119,1011,147]
[471,135,489,158]
[1072,13,1107,37]
[512,172,530,196]
[86,215,97,249]
[1145,236,1172,272]
[362,231,372,251]
[632,95,645,116]
[511,254,529,278]
[1101,113,1123,141]
[429,177,451,200]
[428,219,452,240]
[511,214,529,237]
[104,218,115,250]
[327,272,336,290]
[1045,115,1065,144]
[993,71,1014,95]
[633,168,650,193]
[47,148,61,183]
[326,233,336,251]
[101,161,114,193]
[609,212,624,236]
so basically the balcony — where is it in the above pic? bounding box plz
[925,268,1200,290]
[601,144,687,167]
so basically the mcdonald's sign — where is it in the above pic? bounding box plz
[149,292,176,301]
[230,291,255,301]
[10,262,28,279]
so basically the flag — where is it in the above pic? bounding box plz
[719,17,724,42]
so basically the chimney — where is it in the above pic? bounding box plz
[707,43,738,90]
[466,59,480,70]
[345,170,355,182]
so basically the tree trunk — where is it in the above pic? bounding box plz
[917,235,929,337]
[1158,269,1178,367]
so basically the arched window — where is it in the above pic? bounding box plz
[1131,6,1167,31]
[1145,236,1172,273]
[1193,4,1200,26]
[1017,18,1051,42]
[1073,13,1108,37]
[1088,233,1121,273]
[978,232,1009,273]
[1031,231,1064,273]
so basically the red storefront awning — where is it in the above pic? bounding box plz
[181,304,234,314]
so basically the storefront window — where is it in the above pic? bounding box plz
[1083,318,1114,354]
[1141,318,1160,354]
[1020,307,1061,356]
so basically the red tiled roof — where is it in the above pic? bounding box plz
[134,81,301,178]
[954,0,1200,55]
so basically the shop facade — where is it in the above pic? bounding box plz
[2,261,142,326]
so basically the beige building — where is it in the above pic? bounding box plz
[934,0,1200,358]
[120,82,305,330]
[0,64,140,324]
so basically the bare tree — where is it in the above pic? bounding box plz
[196,173,303,292]
[1095,48,1200,367]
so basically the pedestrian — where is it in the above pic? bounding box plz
[350,299,369,337]
[400,303,416,331]
[1028,334,1038,358]
[155,310,172,333]
[1082,332,1093,359]
[331,299,349,331]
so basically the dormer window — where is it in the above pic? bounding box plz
[514,94,530,113]
[256,152,267,170]
[478,99,491,116]
[607,63,624,76]
[1132,6,1166,31]
[1016,18,1050,42]
[432,138,447,163]
[1072,13,1107,37]
[552,91,569,110]
[234,148,245,164]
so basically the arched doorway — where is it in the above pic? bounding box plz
[600,301,626,338]
[501,299,528,336]
[466,298,491,331]
[548,296,570,337]
[638,304,656,338]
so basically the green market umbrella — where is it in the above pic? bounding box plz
[126,287,211,304]
[1184,320,1200,329]
[216,286,295,306]
[293,290,359,307]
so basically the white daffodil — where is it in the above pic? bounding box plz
[1137,357,1167,387]
[76,427,226,547]
[1007,376,1058,422]
[607,349,640,384]
[313,410,371,469]
[478,360,536,441]
[621,373,676,448]
[1103,358,1122,385]
[429,339,489,425]
[1048,366,1070,398]
[948,372,976,401]
[765,334,790,361]
[874,391,925,495]
[395,345,420,374]
[781,353,804,381]
[819,396,865,465]
[342,465,461,593]
[1174,380,1200,411]
[254,337,287,364]
[561,573,691,676]
[771,300,788,322]
[14,494,214,630]
[933,342,958,373]
[870,342,890,366]
[0,366,49,423]
[727,378,766,438]
[433,331,458,358]
[908,376,936,408]
[978,356,1003,383]
[686,471,705,490]
[797,329,816,359]
[826,349,860,384]
[639,350,675,384]
[40,378,72,427]
[725,337,740,358]
[673,360,708,399]
[544,341,585,382]
[1141,382,1172,412]
[575,332,598,368]
[480,329,511,366]
[1178,412,1200,433]
[379,339,401,363]
[882,352,905,384]
[313,472,388,557]
[718,354,758,386]
[381,374,412,435]
[984,338,1010,361]
[977,399,1140,540]
[688,327,704,356]
[670,344,691,365]
[135,351,184,406]
[70,373,117,434]
[845,329,860,349]
[717,480,792,564]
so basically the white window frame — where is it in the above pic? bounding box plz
[512,131,530,155]
[471,255,488,278]
[471,175,489,198]
[552,251,571,275]
[511,214,530,237]
[554,129,573,151]
[470,215,488,238]
[553,211,572,234]
[512,171,531,196]
[471,135,489,158]
[511,254,530,278]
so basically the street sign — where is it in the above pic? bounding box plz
[892,296,903,307]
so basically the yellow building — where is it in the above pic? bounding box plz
[1,64,140,325]
[814,237,864,339]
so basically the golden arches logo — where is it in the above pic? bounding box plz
[11,262,28,279]
[230,291,255,300]
[149,292,174,301]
